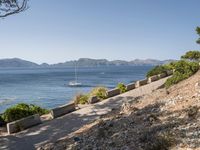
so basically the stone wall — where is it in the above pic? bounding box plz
[7,114,41,134]
[51,103,76,118]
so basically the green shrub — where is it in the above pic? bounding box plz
[165,60,199,88]
[90,87,108,100]
[181,50,200,61]
[2,103,49,123]
[0,115,5,125]
[117,83,127,93]
[29,104,49,115]
[146,65,171,77]
[74,94,89,105]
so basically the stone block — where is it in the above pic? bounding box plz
[51,103,75,118]
[126,83,135,91]
[7,114,41,134]
[107,88,120,98]
[148,75,159,83]
[135,79,148,87]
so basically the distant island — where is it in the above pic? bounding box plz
[0,58,175,68]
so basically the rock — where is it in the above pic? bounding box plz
[166,90,170,95]
[195,81,200,93]
[97,127,106,138]
[187,106,199,119]
[74,137,81,142]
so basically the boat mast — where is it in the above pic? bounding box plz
[75,61,78,82]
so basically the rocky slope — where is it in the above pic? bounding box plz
[39,70,200,150]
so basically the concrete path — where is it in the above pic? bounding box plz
[0,77,168,150]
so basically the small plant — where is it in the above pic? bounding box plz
[90,87,108,100]
[117,83,127,93]
[74,94,89,105]
[2,103,49,123]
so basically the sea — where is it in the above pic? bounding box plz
[0,66,153,113]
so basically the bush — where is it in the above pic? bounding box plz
[117,83,127,93]
[146,65,171,77]
[165,60,199,88]
[74,94,89,105]
[90,87,108,100]
[0,115,6,126]
[181,50,200,61]
[2,103,49,123]
[29,104,49,115]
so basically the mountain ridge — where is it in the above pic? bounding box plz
[0,58,176,68]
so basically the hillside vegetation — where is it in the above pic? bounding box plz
[146,51,200,88]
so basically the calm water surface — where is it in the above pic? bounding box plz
[0,66,153,113]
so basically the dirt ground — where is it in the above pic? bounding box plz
[39,70,200,150]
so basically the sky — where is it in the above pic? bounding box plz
[0,0,200,64]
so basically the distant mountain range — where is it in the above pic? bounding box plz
[0,58,176,68]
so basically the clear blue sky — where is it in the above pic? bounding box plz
[0,0,200,64]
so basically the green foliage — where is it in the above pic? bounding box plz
[165,60,199,88]
[117,83,127,93]
[90,87,108,100]
[29,104,49,115]
[2,103,49,123]
[146,65,171,77]
[0,115,5,126]
[74,94,89,105]
[196,27,200,44]
[181,50,200,61]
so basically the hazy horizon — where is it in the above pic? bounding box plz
[0,57,176,65]
[0,0,200,64]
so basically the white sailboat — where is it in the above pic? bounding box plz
[69,62,82,87]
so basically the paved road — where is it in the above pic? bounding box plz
[0,77,168,150]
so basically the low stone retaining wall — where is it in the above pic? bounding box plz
[135,78,148,88]
[5,70,174,134]
[7,114,41,134]
[167,70,173,76]
[126,83,135,91]
[158,73,167,79]
[51,103,76,118]
[107,88,120,98]
[148,75,159,83]
[88,96,99,104]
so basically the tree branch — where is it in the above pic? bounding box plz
[0,0,28,18]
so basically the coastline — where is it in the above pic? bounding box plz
[0,76,169,149]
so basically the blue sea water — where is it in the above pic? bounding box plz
[0,66,153,113]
